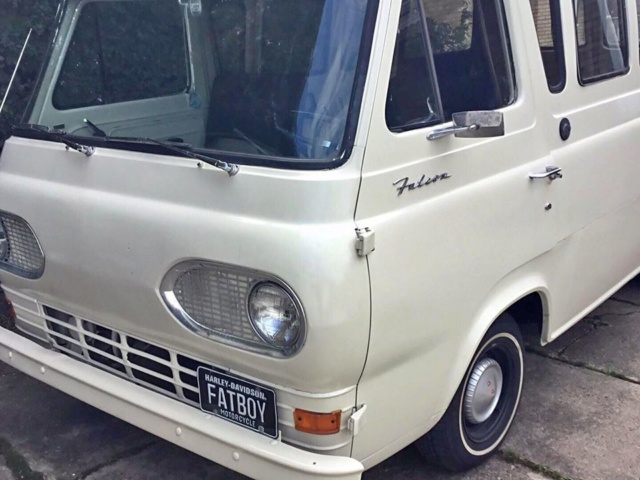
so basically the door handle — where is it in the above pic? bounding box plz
[529,166,563,181]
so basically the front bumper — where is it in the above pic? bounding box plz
[0,328,364,480]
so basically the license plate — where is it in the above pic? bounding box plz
[197,367,279,439]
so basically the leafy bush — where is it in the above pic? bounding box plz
[0,0,60,151]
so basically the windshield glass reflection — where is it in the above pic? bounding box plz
[31,0,369,161]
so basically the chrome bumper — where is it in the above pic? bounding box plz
[0,327,364,480]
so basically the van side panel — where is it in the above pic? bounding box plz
[351,0,554,464]
[541,0,640,337]
[353,0,640,465]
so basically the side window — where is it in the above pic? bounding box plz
[386,0,515,132]
[573,0,628,84]
[529,0,566,92]
[53,1,189,110]
[425,0,474,53]
[386,0,443,132]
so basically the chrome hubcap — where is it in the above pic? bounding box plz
[463,358,503,424]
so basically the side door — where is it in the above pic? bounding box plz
[540,0,640,337]
[352,0,565,461]
[28,0,208,145]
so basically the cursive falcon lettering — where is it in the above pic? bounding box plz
[393,173,452,196]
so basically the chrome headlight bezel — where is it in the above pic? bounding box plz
[160,260,307,358]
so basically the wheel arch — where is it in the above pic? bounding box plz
[439,271,550,417]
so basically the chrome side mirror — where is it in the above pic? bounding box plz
[427,111,504,141]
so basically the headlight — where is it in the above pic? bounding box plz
[160,260,306,357]
[248,282,303,352]
[0,220,7,261]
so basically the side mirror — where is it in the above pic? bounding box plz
[427,111,504,141]
[452,111,504,138]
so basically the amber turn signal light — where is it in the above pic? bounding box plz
[293,409,342,435]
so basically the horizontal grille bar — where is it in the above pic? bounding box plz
[43,306,212,404]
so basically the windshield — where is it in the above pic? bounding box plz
[21,0,372,165]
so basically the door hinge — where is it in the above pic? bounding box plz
[348,404,368,435]
[355,228,375,257]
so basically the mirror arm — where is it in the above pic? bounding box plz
[427,124,479,141]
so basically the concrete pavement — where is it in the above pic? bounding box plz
[1,276,640,479]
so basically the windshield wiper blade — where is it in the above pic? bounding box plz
[13,125,239,176]
[140,138,239,177]
[14,123,95,157]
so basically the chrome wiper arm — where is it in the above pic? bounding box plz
[14,123,95,157]
[142,138,239,177]
[12,125,238,176]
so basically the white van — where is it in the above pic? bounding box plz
[1,0,638,478]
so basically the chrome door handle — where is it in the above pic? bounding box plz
[529,166,563,181]
[427,124,479,141]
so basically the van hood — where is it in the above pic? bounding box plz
[0,137,371,393]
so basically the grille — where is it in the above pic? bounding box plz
[43,305,220,407]
[0,212,45,279]
[174,266,260,343]
[4,288,352,453]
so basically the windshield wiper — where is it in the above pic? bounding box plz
[137,138,239,177]
[13,124,239,176]
[69,126,239,176]
[14,123,95,156]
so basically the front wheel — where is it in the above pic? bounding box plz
[416,314,524,471]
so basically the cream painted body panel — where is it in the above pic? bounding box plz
[2,0,640,476]
[352,0,640,467]
[0,137,371,394]
[541,0,640,334]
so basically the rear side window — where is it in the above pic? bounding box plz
[573,0,628,84]
[53,1,189,110]
[386,0,515,132]
[529,0,566,92]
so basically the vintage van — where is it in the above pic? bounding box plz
[0,0,638,478]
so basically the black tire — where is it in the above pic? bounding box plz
[416,313,524,472]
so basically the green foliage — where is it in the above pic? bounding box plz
[427,5,473,54]
[0,0,60,151]
[54,1,188,110]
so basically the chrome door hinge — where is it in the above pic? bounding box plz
[348,404,368,435]
[355,228,375,257]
